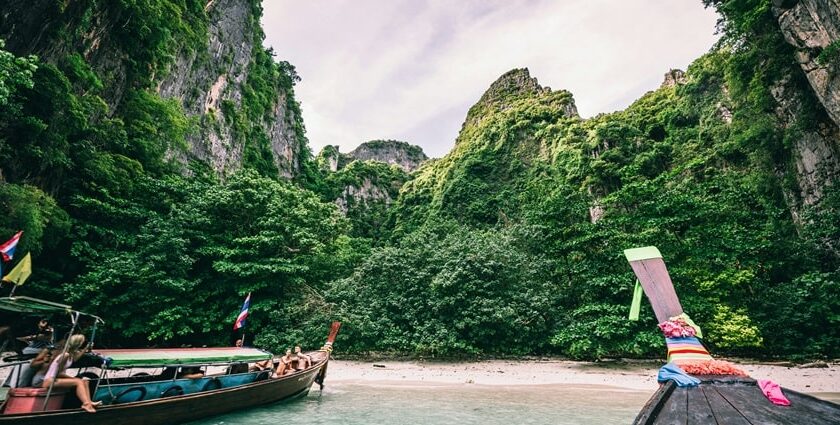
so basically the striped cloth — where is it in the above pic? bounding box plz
[665,337,712,363]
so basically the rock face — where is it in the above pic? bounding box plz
[466,68,579,123]
[335,178,393,215]
[772,0,840,207]
[317,141,428,173]
[0,0,306,177]
[773,0,840,128]
[348,140,428,172]
[156,0,304,177]
[771,75,840,208]
[661,69,687,88]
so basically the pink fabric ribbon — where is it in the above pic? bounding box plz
[758,379,791,406]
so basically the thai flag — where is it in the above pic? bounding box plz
[233,293,251,330]
[0,231,22,262]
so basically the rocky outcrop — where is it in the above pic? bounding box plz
[661,69,687,88]
[773,0,840,128]
[348,140,428,172]
[335,178,393,214]
[467,68,579,121]
[771,74,840,207]
[317,141,428,173]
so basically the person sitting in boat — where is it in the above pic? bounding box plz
[42,334,100,413]
[234,338,243,348]
[20,318,53,355]
[29,340,64,388]
[294,345,311,370]
[178,366,205,379]
[272,349,295,377]
[250,356,273,372]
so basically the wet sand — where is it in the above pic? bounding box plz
[327,359,840,402]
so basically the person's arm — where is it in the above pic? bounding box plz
[30,349,51,369]
[273,359,288,377]
[32,328,53,343]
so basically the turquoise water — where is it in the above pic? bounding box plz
[188,382,650,425]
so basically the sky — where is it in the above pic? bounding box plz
[262,0,720,158]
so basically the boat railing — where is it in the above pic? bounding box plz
[0,359,35,392]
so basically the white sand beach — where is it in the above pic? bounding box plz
[326,359,840,402]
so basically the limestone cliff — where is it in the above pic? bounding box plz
[392,68,581,229]
[0,0,306,177]
[317,140,428,172]
[773,0,840,128]
[156,0,305,177]
[316,141,425,238]
[771,0,840,207]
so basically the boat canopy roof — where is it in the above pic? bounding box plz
[96,347,272,367]
[0,296,103,322]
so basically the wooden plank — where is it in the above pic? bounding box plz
[703,386,751,425]
[781,389,840,425]
[634,381,676,425]
[654,386,688,425]
[629,258,683,323]
[714,382,793,425]
[686,386,716,425]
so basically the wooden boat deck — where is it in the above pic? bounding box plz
[634,376,840,425]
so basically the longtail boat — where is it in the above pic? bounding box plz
[0,296,341,425]
[625,246,840,425]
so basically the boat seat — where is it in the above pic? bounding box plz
[4,387,69,414]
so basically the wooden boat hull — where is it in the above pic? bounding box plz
[634,375,840,425]
[0,357,326,425]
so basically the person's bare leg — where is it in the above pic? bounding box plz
[48,378,96,412]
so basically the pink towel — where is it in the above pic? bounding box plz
[758,379,791,406]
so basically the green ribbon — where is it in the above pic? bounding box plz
[629,279,643,321]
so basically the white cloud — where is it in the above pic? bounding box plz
[263,0,719,158]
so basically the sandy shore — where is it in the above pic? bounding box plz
[326,359,840,396]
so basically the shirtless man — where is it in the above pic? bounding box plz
[272,349,294,377]
[294,345,311,370]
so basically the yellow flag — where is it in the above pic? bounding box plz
[3,253,31,286]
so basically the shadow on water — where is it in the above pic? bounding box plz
[186,382,651,425]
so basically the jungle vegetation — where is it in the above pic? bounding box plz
[0,1,837,359]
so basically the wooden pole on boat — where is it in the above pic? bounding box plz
[315,321,341,391]
[624,246,684,323]
[43,310,80,411]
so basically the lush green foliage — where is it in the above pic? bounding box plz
[0,32,343,350]
[1,0,839,362]
[0,40,37,107]
[321,160,409,241]
[329,223,559,356]
[66,171,351,349]
[334,2,839,359]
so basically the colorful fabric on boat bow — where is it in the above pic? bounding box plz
[657,362,700,387]
[666,337,711,362]
[757,379,791,406]
[658,314,702,338]
[665,337,747,376]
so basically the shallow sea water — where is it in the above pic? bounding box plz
[188,382,651,425]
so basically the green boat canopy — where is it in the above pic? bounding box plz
[96,347,273,367]
[0,296,74,314]
[0,296,104,322]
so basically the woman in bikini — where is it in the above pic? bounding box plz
[42,334,100,413]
